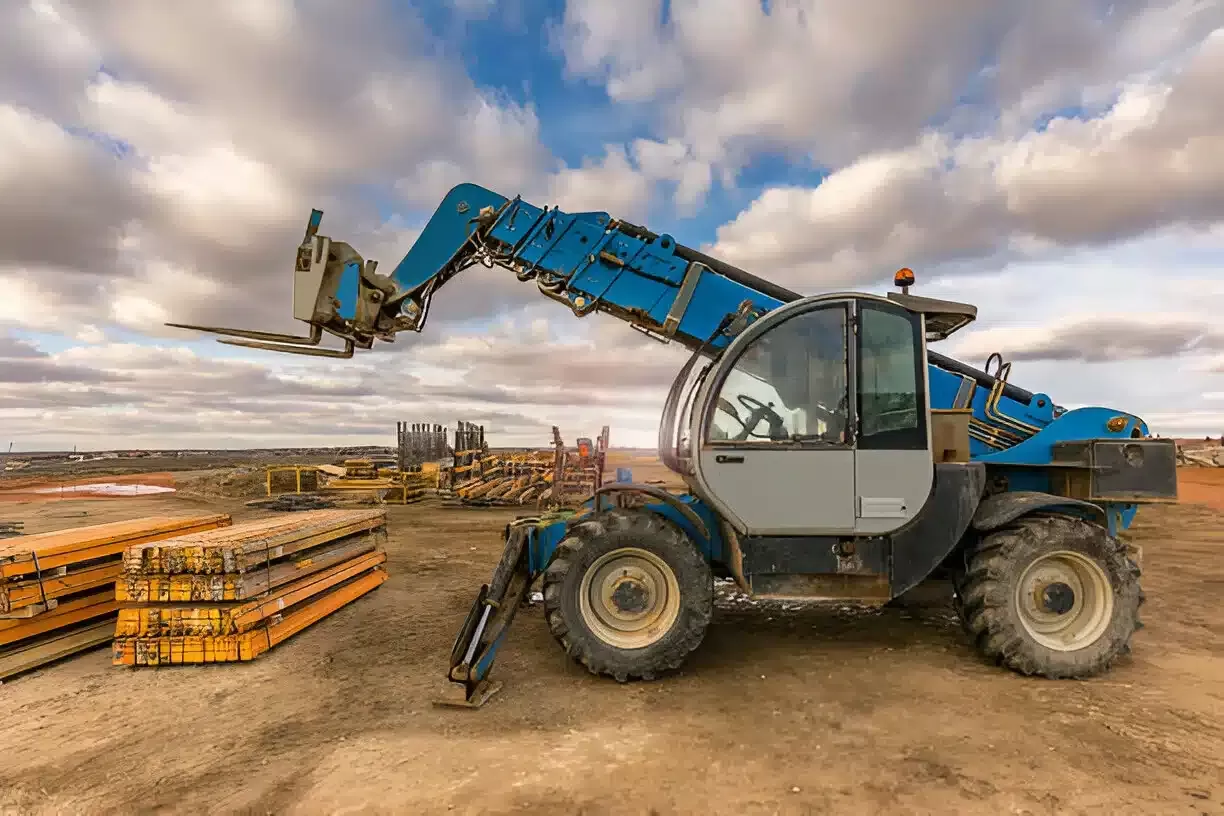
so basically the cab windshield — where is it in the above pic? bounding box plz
[706,305,850,444]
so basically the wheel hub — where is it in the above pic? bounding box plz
[1015,550,1114,651]
[1041,581,1076,615]
[610,576,651,615]
[578,547,682,650]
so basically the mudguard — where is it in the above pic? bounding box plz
[588,482,710,541]
[971,490,1106,532]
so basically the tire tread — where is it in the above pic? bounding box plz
[953,512,1143,679]
[541,508,712,682]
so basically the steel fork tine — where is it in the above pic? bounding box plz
[215,336,355,358]
[164,322,325,346]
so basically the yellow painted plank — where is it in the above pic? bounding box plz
[116,535,377,603]
[0,592,116,647]
[123,508,385,575]
[0,619,115,680]
[115,550,387,637]
[1,562,122,614]
[0,588,112,634]
[0,514,232,579]
[112,567,387,666]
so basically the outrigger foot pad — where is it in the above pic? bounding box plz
[432,679,503,709]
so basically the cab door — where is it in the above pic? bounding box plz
[691,297,857,535]
[852,299,935,534]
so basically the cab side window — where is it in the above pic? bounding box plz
[857,302,926,450]
[706,304,850,445]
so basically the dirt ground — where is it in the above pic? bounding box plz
[0,456,1221,815]
[1175,468,1224,511]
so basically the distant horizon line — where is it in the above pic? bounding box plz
[1,438,1214,459]
[0,445,661,456]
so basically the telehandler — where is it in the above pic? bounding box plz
[171,183,1178,706]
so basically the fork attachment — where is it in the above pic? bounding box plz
[162,322,359,358]
[164,208,384,358]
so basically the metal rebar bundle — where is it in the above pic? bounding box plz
[396,422,450,470]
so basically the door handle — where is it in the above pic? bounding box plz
[715,454,744,464]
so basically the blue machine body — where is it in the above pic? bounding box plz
[335,183,1148,550]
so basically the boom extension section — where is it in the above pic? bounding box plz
[170,183,805,358]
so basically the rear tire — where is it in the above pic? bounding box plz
[955,513,1144,678]
[541,508,712,682]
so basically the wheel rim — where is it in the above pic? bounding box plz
[578,547,682,650]
[1014,550,1114,651]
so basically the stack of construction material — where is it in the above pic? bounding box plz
[316,464,431,504]
[0,514,232,680]
[396,420,450,469]
[441,426,610,508]
[441,450,557,506]
[112,508,388,666]
[263,461,431,506]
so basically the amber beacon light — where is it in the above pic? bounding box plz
[894,267,916,293]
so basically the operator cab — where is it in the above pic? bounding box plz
[687,270,977,538]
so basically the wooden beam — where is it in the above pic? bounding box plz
[122,509,384,575]
[115,551,387,637]
[2,561,122,614]
[0,590,116,647]
[0,514,232,580]
[0,619,114,681]
[117,534,379,603]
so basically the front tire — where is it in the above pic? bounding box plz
[956,513,1144,678]
[541,508,713,682]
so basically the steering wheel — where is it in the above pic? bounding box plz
[733,394,787,441]
[807,397,844,428]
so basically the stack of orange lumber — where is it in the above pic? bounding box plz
[0,514,232,680]
[112,508,389,666]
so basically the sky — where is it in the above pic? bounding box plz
[1,0,1223,452]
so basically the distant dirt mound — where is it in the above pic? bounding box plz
[177,467,268,498]
[1179,446,1224,468]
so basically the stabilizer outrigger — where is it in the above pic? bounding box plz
[437,514,570,708]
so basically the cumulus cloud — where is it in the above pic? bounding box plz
[548,144,656,220]
[413,308,687,391]
[0,104,146,278]
[0,331,121,393]
[553,0,1224,201]
[0,1,100,122]
[0,336,45,359]
[709,26,1224,291]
